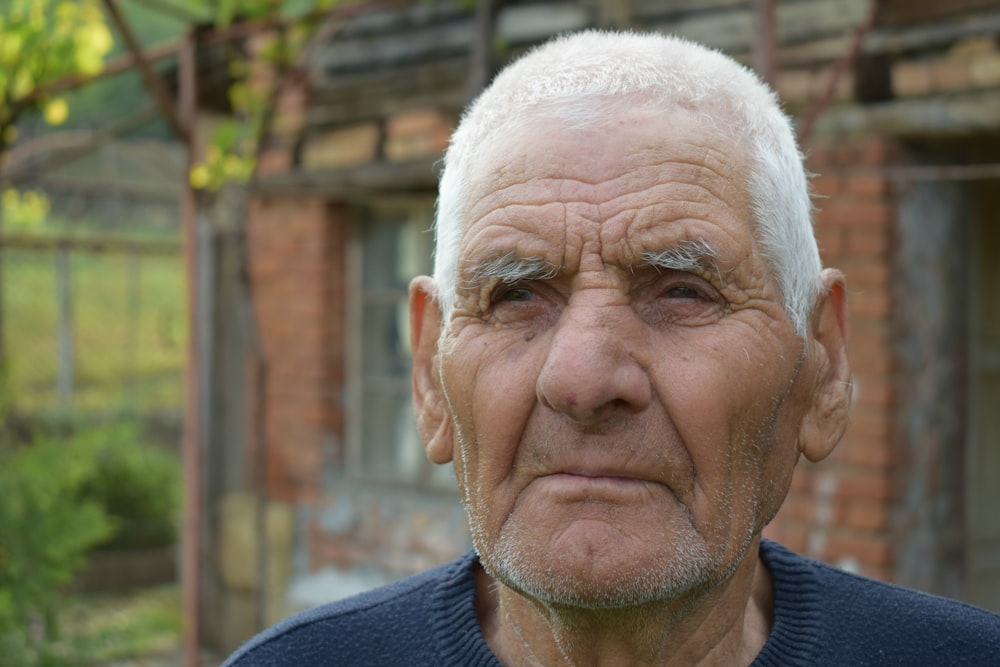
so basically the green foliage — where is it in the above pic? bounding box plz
[1,188,51,230]
[0,0,113,131]
[189,0,335,192]
[0,420,181,665]
[0,428,115,664]
[57,585,182,663]
[80,422,180,550]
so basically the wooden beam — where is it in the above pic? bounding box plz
[813,89,1000,139]
[253,158,440,197]
[0,105,161,185]
[467,0,497,101]
[753,0,777,88]
[798,3,878,146]
[103,0,189,141]
[0,233,180,255]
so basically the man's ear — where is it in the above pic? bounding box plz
[410,276,454,464]
[798,269,853,463]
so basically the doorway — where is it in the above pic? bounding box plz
[968,179,1000,613]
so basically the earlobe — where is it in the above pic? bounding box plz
[409,277,455,464]
[799,269,853,463]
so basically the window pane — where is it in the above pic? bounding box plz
[362,215,411,291]
[361,302,410,376]
[360,386,422,480]
[353,202,447,489]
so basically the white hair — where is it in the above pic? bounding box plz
[434,30,821,336]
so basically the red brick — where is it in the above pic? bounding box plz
[846,226,892,256]
[840,499,888,531]
[843,415,891,445]
[836,470,893,501]
[815,225,845,259]
[788,467,815,492]
[841,261,890,289]
[857,140,898,167]
[810,174,842,198]
[850,291,891,322]
[843,172,890,197]
[893,61,933,97]
[844,439,892,468]
[804,146,832,169]
[847,339,892,372]
[823,531,893,567]
[816,200,893,229]
[930,59,972,92]
[854,377,893,409]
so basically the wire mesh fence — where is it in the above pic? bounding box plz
[1,138,187,421]
[1,235,185,417]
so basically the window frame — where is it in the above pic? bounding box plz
[344,198,454,491]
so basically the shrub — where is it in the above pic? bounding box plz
[0,419,181,665]
[78,422,180,551]
[0,429,114,664]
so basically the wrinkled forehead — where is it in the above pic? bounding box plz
[461,99,753,229]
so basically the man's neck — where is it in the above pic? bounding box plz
[474,540,774,666]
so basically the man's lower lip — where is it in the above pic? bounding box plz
[537,473,651,492]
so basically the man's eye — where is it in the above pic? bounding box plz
[664,285,704,300]
[498,287,533,302]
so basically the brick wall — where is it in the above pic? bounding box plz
[764,138,898,582]
[246,196,347,503]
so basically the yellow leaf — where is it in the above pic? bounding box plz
[43,98,69,126]
[189,164,210,189]
[1,32,22,63]
[2,189,18,211]
[11,69,34,100]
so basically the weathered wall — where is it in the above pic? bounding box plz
[245,196,347,503]
[890,157,970,599]
[764,139,899,582]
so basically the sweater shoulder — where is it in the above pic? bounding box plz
[222,551,481,667]
[760,540,1000,665]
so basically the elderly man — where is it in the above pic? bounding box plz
[224,31,1000,666]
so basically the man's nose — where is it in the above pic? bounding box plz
[536,300,652,427]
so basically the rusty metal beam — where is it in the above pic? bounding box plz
[825,162,1000,182]
[179,28,201,667]
[1,105,159,184]
[467,0,497,101]
[753,0,777,88]
[102,0,189,141]
[798,4,879,147]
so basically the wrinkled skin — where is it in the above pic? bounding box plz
[411,107,851,665]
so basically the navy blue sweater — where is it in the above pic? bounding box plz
[223,540,1000,666]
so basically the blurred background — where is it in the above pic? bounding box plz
[0,0,998,665]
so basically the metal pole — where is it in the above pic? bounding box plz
[179,29,201,667]
[753,0,777,89]
[55,245,73,409]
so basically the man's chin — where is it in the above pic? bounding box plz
[477,531,726,610]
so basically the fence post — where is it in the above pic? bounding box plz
[55,243,74,410]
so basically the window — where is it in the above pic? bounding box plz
[346,201,454,489]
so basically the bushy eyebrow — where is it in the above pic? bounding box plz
[642,239,719,274]
[464,252,559,288]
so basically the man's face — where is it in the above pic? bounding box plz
[427,107,822,608]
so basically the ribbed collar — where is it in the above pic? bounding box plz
[751,539,824,666]
[431,551,502,666]
[430,541,823,666]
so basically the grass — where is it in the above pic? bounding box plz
[2,245,186,413]
[55,585,183,665]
